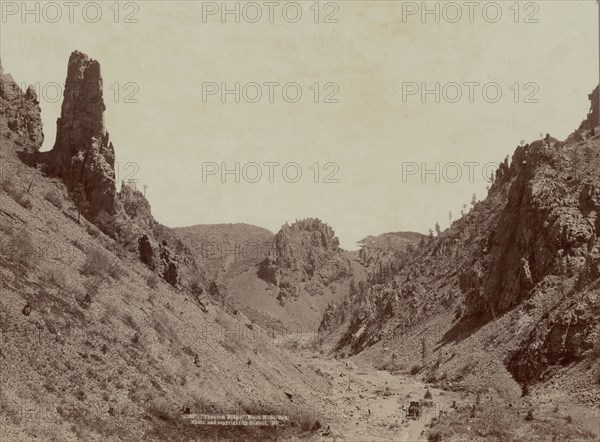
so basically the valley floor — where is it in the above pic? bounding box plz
[274,334,599,442]
[287,355,460,442]
[274,334,462,442]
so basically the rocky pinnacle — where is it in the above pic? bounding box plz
[51,50,116,216]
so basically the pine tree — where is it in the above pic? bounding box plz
[27,164,43,194]
[349,280,357,297]
[72,184,89,223]
[435,222,441,237]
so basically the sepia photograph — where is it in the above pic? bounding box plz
[0,1,599,441]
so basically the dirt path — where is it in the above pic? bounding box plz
[283,349,462,442]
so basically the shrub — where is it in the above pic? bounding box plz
[2,227,36,267]
[459,357,478,378]
[427,431,443,442]
[132,332,141,347]
[424,388,432,399]
[147,398,177,423]
[8,186,33,209]
[593,337,600,359]
[44,189,63,209]
[17,193,32,209]
[190,275,203,295]
[425,370,438,383]
[71,239,86,252]
[215,311,232,328]
[96,211,117,238]
[78,293,92,309]
[43,267,67,288]
[0,220,13,235]
[1,178,15,194]
[146,273,159,289]
[81,247,111,276]
[124,314,139,331]
[288,408,321,433]
[1,178,32,209]
[112,216,138,246]
[525,409,534,421]
[421,399,434,408]
[108,260,126,279]
[410,365,421,375]
[105,239,127,259]
[86,224,100,237]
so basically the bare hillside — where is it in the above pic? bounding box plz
[174,223,274,283]
[0,54,330,441]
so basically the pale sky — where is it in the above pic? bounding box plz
[1,1,598,249]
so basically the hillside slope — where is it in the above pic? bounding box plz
[226,219,355,330]
[0,55,329,441]
[356,231,426,284]
[174,223,274,283]
[177,218,358,330]
[318,86,600,439]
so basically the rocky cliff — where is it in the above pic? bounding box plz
[49,51,116,217]
[580,85,599,132]
[0,62,43,148]
[258,218,350,299]
[108,183,200,288]
[357,231,425,285]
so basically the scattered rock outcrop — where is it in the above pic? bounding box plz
[49,51,116,217]
[117,183,190,287]
[0,62,44,148]
[118,182,154,232]
[579,85,599,132]
[509,293,600,383]
[138,233,155,269]
[159,241,179,286]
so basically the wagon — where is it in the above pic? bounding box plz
[407,401,421,419]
